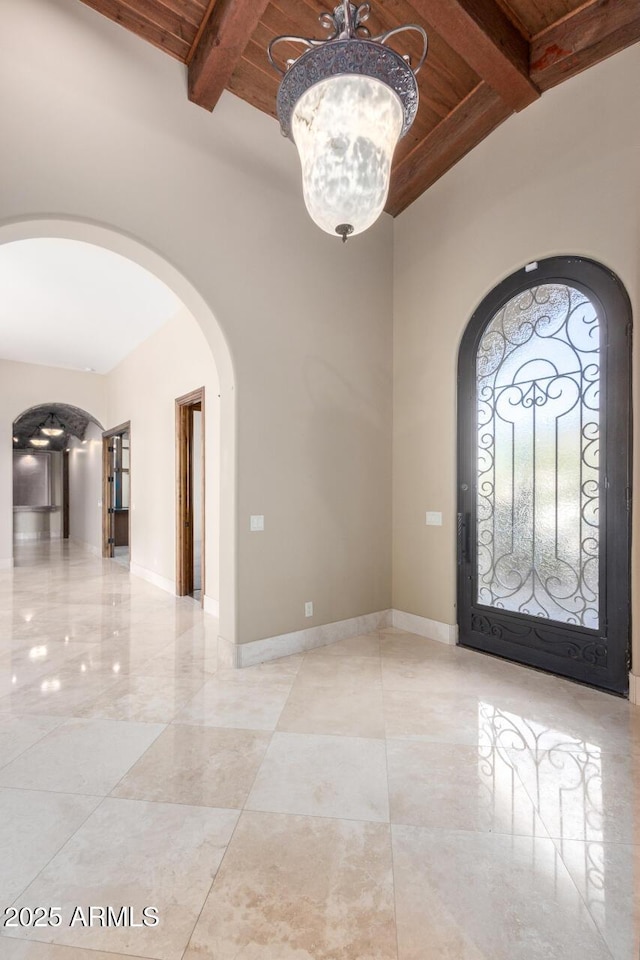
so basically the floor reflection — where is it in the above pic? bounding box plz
[477,698,640,959]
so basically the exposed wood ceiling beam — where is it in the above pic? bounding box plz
[386,82,512,217]
[188,0,270,111]
[409,0,540,111]
[530,0,640,90]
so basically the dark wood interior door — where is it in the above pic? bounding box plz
[176,389,205,601]
[62,450,70,540]
[457,258,632,694]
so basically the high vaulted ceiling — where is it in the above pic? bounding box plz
[76,0,640,215]
[0,239,180,374]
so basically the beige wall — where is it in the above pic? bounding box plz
[69,422,103,556]
[0,0,394,642]
[393,45,640,666]
[0,359,107,566]
[106,309,221,603]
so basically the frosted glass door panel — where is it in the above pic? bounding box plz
[476,284,600,628]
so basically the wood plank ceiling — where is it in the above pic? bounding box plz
[77,0,640,216]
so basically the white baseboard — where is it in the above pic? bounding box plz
[391,609,457,645]
[218,608,393,668]
[0,557,14,570]
[129,562,176,596]
[203,595,219,619]
[14,532,62,541]
[630,673,639,706]
[70,538,101,558]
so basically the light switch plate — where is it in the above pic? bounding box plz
[425,511,443,526]
[250,515,264,532]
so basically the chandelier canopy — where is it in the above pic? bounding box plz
[269,1,428,241]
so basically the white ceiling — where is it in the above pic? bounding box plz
[0,238,181,374]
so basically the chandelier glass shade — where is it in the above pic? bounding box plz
[29,435,50,448]
[40,412,66,437]
[291,75,403,238]
[269,1,427,241]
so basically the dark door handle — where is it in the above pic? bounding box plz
[457,512,470,565]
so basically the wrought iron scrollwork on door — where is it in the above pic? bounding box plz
[475,283,600,629]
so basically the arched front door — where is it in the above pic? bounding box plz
[457,258,632,694]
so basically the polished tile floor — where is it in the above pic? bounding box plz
[0,542,639,960]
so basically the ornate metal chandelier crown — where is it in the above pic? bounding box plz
[268,1,428,240]
[269,1,428,140]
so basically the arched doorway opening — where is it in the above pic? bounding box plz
[457,257,632,694]
[0,217,236,645]
[13,403,103,553]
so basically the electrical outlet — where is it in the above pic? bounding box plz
[305,601,313,618]
[425,511,443,526]
[250,515,264,532]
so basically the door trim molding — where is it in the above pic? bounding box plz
[102,421,131,560]
[176,387,205,603]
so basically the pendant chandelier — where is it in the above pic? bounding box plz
[40,412,66,438]
[269,1,427,241]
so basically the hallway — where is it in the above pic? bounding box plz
[0,543,638,959]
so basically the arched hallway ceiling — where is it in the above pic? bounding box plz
[13,403,103,451]
[74,0,640,215]
[0,238,180,373]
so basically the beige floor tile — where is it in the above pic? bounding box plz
[0,716,63,768]
[0,641,99,693]
[71,642,161,675]
[305,633,381,658]
[0,670,121,718]
[0,941,139,960]
[0,936,144,960]
[246,732,389,822]
[278,679,385,738]
[215,654,305,682]
[0,718,164,795]
[76,675,206,723]
[136,645,219,679]
[0,788,101,904]
[381,657,467,695]
[176,677,292,730]
[184,811,397,960]
[4,798,238,960]
[387,741,547,836]
[113,724,271,808]
[295,654,382,689]
[383,689,486,744]
[3,542,639,960]
[553,839,640,960]
[392,825,612,959]
[380,634,456,661]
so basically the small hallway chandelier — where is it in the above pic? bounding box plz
[269,1,428,241]
[40,412,66,438]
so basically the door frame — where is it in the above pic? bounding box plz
[62,449,70,540]
[457,257,632,694]
[175,388,205,603]
[102,421,131,560]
